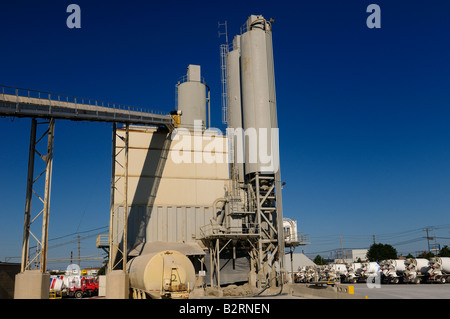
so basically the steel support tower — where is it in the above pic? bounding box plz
[0,85,173,274]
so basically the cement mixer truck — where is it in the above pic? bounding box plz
[403,258,430,284]
[344,262,363,283]
[380,259,406,284]
[427,257,450,284]
[360,262,380,283]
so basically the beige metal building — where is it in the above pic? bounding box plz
[110,125,231,270]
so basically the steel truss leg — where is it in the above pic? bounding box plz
[20,118,55,272]
[249,171,285,288]
[109,123,129,272]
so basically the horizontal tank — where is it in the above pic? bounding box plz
[127,250,196,299]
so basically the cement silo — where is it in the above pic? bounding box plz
[176,64,207,130]
[240,15,279,174]
[226,35,245,182]
[217,15,286,289]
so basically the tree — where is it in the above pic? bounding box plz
[313,255,327,265]
[418,251,435,260]
[366,243,397,262]
[439,245,450,257]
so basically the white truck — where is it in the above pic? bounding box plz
[403,258,430,284]
[344,262,363,283]
[427,257,450,284]
[380,259,406,284]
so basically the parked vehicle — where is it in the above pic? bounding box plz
[403,258,430,284]
[427,257,450,284]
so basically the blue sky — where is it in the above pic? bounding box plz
[1,0,450,268]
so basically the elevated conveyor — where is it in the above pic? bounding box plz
[0,85,173,129]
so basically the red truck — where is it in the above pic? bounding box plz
[69,276,99,299]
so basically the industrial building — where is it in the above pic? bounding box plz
[3,14,309,299]
[108,15,303,298]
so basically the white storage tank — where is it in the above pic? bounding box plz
[127,250,196,299]
[227,35,245,182]
[240,15,279,175]
[177,64,207,130]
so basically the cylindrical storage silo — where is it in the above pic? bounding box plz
[227,35,245,182]
[127,250,196,299]
[177,65,207,130]
[240,15,280,175]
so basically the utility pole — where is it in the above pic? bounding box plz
[339,234,345,263]
[424,228,433,253]
[373,235,376,244]
[77,235,81,269]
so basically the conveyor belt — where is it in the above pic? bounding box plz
[0,85,173,129]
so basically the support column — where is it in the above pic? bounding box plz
[107,123,129,299]
[275,170,286,283]
[20,118,36,273]
[15,118,55,299]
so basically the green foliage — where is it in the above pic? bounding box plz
[313,255,328,265]
[366,243,397,262]
[418,251,435,260]
[439,245,450,257]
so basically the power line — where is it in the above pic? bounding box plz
[48,225,108,242]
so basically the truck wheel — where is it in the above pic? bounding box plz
[440,277,446,284]
[75,291,84,299]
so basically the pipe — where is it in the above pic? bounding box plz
[205,84,211,129]
[212,198,227,226]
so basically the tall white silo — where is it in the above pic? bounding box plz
[177,64,207,130]
[240,15,279,175]
[226,35,245,182]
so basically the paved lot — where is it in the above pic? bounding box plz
[352,283,450,299]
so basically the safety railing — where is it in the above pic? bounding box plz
[199,222,260,238]
[285,232,311,245]
[0,84,170,117]
[96,234,109,248]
